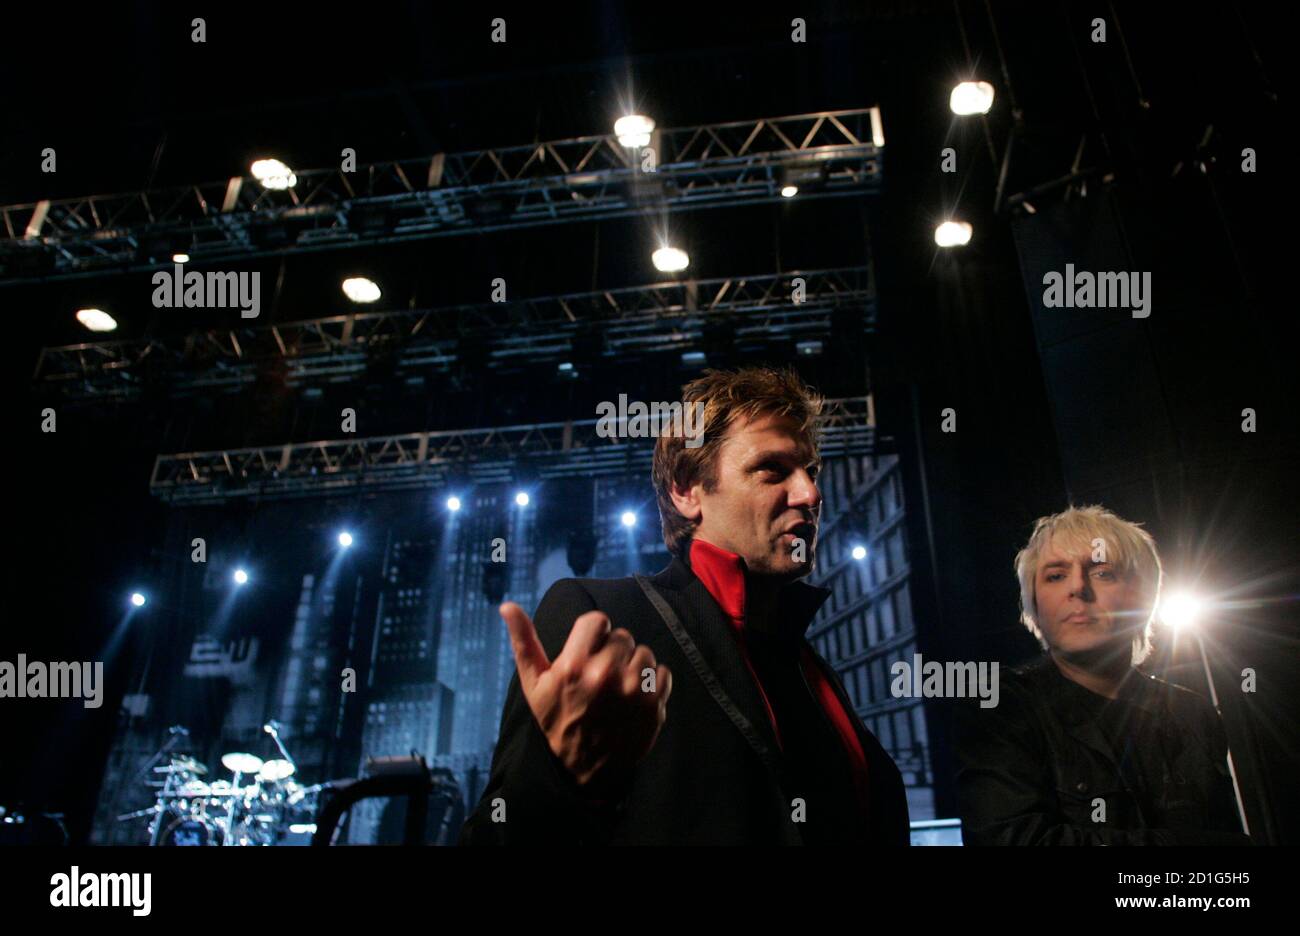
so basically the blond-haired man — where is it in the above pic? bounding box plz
[955,505,1250,845]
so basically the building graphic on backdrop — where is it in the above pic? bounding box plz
[350,535,454,844]
[805,453,934,820]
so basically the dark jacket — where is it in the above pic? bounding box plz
[954,657,1250,845]
[460,552,910,845]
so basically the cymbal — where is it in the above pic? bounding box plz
[152,756,208,775]
[257,759,295,782]
[221,752,264,775]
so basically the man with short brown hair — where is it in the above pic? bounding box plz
[461,366,909,845]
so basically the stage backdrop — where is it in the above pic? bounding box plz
[92,453,934,843]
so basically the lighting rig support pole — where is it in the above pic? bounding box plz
[1192,628,1251,837]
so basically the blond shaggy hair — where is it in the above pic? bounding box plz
[1014,504,1163,665]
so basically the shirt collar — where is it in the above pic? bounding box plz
[685,536,831,640]
[1040,657,1160,717]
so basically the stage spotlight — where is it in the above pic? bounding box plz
[621,511,637,528]
[130,592,146,607]
[851,545,867,561]
[250,158,297,190]
[781,185,798,198]
[614,114,655,148]
[233,568,250,586]
[652,245,689,273]
[950,81,995,116]
[172,252,190,264]
[337,531,354,548]
[446,496,462,512]
[342,277,381,303]
[76,308,117,333]
[1160,591,1206,631]
[515,492,530,507]
[934,220,973,248]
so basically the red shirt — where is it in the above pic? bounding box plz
[687,537,872,821]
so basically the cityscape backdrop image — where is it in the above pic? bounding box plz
[92,451,930,843]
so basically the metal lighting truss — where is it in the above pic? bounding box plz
[150,396,880,504]
[2,109,884,284]
[35,266,875,400]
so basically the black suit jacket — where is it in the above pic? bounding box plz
[954,657,1251,845]
[459,552,910,845]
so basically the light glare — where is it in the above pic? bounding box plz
[1160,591,1206,631]
[614,114,655,148]
[652,246,689,272]
[342,277,381,303]
[250,158,297,190]
[950,81,995,116]
[76,308,117,332]
[934,220,973,248]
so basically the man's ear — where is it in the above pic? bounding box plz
[669,480,702,522]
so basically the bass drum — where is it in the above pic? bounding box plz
[160,814,225,847]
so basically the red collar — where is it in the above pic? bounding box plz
[688,537,748,628]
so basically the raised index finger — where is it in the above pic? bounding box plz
[501,602,550,693]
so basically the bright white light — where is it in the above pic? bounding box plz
[130,592,146,607]
[515,492,530,507]
[950,81,995,116]
[76,308,117,332]
[446,496,462,512]
[233,568,249,586]
[172,252,190,264]
[652,246,689,273]
[250,158,297,190]
[934,220,973,248]
[621,511,637,528]
[781,185,799,198]
[338,532,353,548]
[851,545,867,561]
[342,277,381,303]
[1160,591,1206,631]
[614,114,655,148]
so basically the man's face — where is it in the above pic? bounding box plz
[672,412,821,580]
[1033,537,1149,659]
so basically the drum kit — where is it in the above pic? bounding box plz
[118,721,323,846]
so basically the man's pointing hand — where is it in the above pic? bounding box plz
[501,601,672,797]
